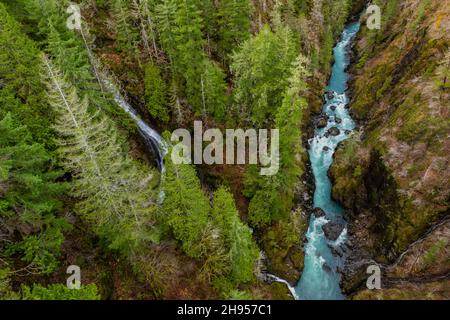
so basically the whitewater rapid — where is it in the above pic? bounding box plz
[294,21,361,300]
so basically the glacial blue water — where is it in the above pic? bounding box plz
[294,22,360,300]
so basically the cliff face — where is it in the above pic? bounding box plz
[329,0,450,298]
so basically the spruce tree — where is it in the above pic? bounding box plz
[231,24,297,126]
[174,0,207,112]
[216,0,252,64]
[246,55,309,227]
[0,113,67,274]
[111,0,140,61]
[42,56,159,255]
[0,3,55,145]
[211,187,259,283]
[144,63,170,122]
[155,0,178,63]
[160,148,209,258]
[130,0,160,59]
[201,60,228,121]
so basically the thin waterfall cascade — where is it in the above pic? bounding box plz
[102,81,168,173]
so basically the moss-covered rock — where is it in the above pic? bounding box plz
[260,209,308,285]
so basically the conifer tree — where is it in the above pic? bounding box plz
[16,0,128,123]
[144,63,170,122]
[42,56,159,255]
[174,0,207,112]
[215,0,252,64]
[0,113,68,274]
[155,0,179,63]
[111,0,140,61]
[201,60,228,121]
[246,55,309,227]
[274,54,308,203]
[211,187,259,283]
[197,0,216,46]
[130,0,160,59]
[231,25,297,126]
[155,0,229,118]
[160,148,209,258]
[0,3,55,145]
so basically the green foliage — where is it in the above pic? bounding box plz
[130,0,159,59]
[261,209,306,279]
[320,27,334,74]
[0,113,68,274]
[161,157,258,285]
[211,187,259,283]
[275,55,308,191]
[212,276,254,300]
[0,269,19,299]
[155,0,228,119]
[6,222,70,274]
[18,0,132,125]
[111,0,140,59]
[43,56,159,256]
[0,3,55,146]
[247,186,279,228]
[201,59,228,121]
[22,283,100,300]
[246,55,308,227]
[167,0,205,110]
[224,289,253,300]
[215,0,252,64]
[161,147,209,258]
[0,114,64,221]
[144,63,169,122]
[422,239,448,269]
[155,0,178,62]
[231,25,297,126]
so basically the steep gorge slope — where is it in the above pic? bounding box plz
[329,0,449,298]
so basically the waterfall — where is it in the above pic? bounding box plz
[264,274,299,300]
[102,81,168,173]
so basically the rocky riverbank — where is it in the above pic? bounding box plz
[329,0,450,299]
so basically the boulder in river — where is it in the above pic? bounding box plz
[322,262,333,273]
[329,245,344,258]
[327,127,340,136]
[322,146,330,152]
[316,116,328,128]
[322,222,345,241]
[330,105,337,111]
[312,207,326,218]
[345,130,351,135]
[326,91,335,100]
[335,116,342,124]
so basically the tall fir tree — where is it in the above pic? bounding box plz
[110,0,141,62]
[130,0,160,60]
[144,63,170,122]
[215,0,252,65]
[211,187,259,284]
[42,56,159,255]
[0,113,68,274]
[246,55,309,227]
[0,3,55,146]
[160,148,209,258]
[231,24,297,126]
